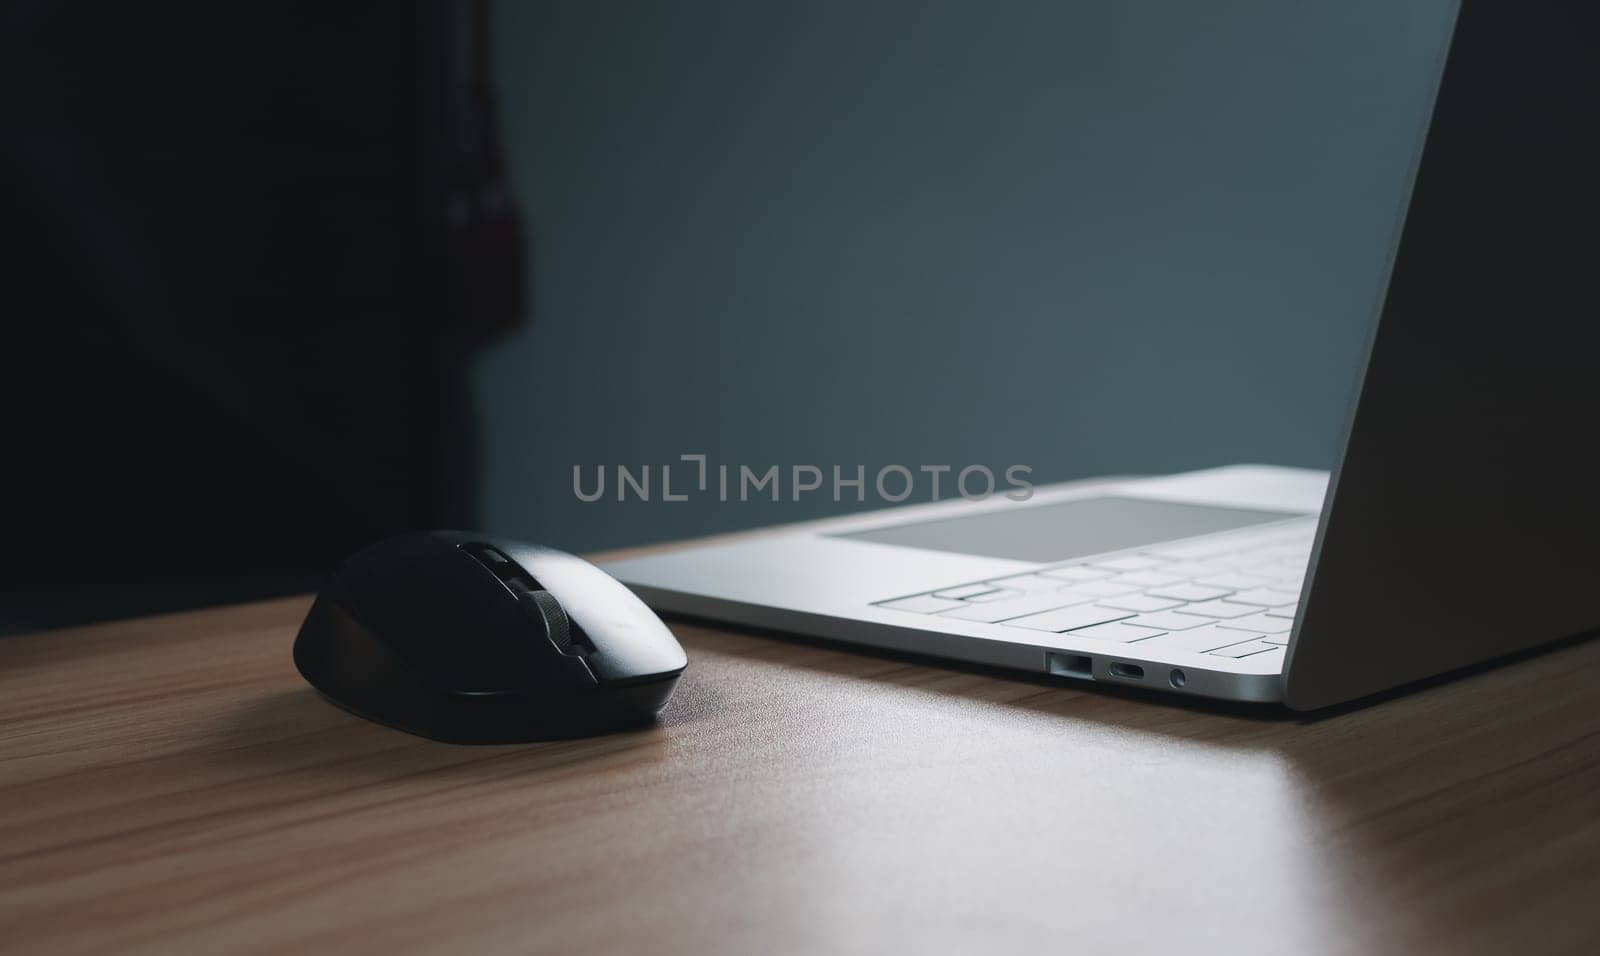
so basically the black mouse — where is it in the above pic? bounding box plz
[293,531,686,743]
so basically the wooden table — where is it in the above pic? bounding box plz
[4,550,1600,954]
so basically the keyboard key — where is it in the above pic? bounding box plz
[1263,603,1299,619]
[1216,612,1293,634]
[1195,573,1273,590]
[1004,604,1134,633]
[1146,583,1233,602]
[1098,593,1183,612]
[1159,559,1238,578]
[987,574,1067,593]
[1109,570,1186,588]
[933,583,998,600]
[1142,540,1245,560]
[1254,544,1312,561]
[1069,621,1166,643]
[877,595,966,614]
[1150,624,1251,653]
[1227,587,1300,607]
[1089,555,1168,572]
[1262,634,1289,645]
[1068,579,1142,598]
[1039,565,1112,582]
[1238,561,1295,577]
[966,588,1023,603]
[1173,599,1262,619]
[1127,611,1212,631]
[1208,638,1281,659]
[941,592,1092,623]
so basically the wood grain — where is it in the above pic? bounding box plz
[3,571,1600,954]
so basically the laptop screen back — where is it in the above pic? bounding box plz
[1285,0,1600,709]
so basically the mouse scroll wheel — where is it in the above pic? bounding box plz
[524,589,579,656]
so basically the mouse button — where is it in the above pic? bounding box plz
[520,589,597,659]
[497,546,687,683]
[524,588,569,647]
[511,591,598,689]
[459,542,528,585]
[579,608,688,684]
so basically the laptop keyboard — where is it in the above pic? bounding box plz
[873,519,1316,661]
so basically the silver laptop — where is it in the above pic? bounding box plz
[606,1,1600,710]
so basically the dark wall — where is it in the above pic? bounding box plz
[1,3,479,633]
[479,0,1458,552]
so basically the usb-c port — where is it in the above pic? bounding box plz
[1108,662,1145,681]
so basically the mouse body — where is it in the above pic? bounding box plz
[293,532,686,743]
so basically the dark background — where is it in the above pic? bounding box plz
[1,0,1456,634]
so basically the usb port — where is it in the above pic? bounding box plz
[1108,662,1145,681]
[1047,653,1093,680]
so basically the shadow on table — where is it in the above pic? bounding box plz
[664,610,1599,738]
[201,683,697,786]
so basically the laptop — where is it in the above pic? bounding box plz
[604,1,1600,710]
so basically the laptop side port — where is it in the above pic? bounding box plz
[1046,653,1093,680]
[1108,662,1145,681]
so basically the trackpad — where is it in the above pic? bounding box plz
[831,495,1301,563]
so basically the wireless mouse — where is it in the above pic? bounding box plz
[293,532,687,743]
